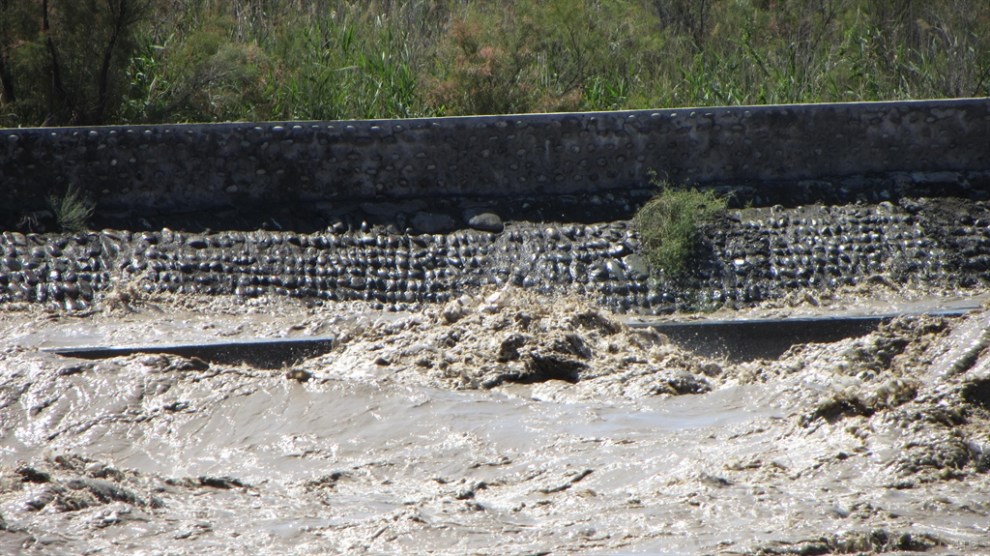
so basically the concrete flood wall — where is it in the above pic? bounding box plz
[2,99,990,312]
[2,98,989,229]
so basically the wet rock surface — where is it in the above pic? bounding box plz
[2,197,989,315]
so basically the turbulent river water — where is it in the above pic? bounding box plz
[2,288,990,555]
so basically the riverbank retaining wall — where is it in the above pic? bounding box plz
[2,98,989,227]
[2,197,988,313]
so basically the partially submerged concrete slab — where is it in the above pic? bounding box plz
[46,336,335,369]
[634,306,978,361]
[40,302,980,369]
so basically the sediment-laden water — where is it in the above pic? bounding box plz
[3,194,990,553]
[2,288,989,554]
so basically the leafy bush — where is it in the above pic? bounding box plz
[634,183,727,279]
[426,0,658,115]
[427,17,538,116]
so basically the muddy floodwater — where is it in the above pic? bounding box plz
[2,288,990,555]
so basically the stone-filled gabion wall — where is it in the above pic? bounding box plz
[2,99,988,226]
[2,199,987,313]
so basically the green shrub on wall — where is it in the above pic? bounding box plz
[48,185,95,233]
[634,182,727,279]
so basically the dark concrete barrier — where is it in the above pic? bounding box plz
[2,98,989,227]
[635,308,976,362]
[47,337,336,369]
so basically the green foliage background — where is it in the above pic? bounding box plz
[1,0,988,127]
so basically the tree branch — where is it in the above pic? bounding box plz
[42,0,72,123]
[0,0,16,104]
[96,0,128,123]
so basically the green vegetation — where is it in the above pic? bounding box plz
[634,183,728,279]
[1,0,988,127]
[48,185,94,232]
